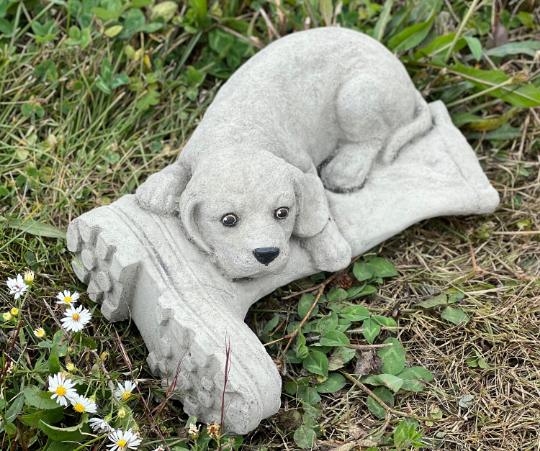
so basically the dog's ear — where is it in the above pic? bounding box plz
[179,181,212,254]
[291,168,330,238]
[136,161,191,216]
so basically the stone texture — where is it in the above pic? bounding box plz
[67,27,499,434]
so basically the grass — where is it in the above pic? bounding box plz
[1,0,540,449]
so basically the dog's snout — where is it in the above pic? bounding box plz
[253,247,280,265]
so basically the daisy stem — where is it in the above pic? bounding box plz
[19,281,31,310]
[90,350,121,406]
[72,433,108,451]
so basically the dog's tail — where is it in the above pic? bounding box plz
[380,90,433,165]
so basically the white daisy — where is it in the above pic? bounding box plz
[7,274,28,300]
[89,417,112,433]
[56,290,80,306]
[34,327,46,338]
[188,423,200,439]
[70,394,97,414]
[60,305,92,332]
[24,270,35,285]
[115,380,137,401]
[107,428,142,450]
[48,373,77,407]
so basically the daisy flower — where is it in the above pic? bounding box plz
[56,290,80,306]
[188,423,200,439]
[48,373,77,407]
[61,305,92,332]
[10,308,18,316]
[115,381,137,401]
[70,394,97,414]
[89,417,112,433]
[34,327,46,338]
[7,274,28,299]
[24,270,35,285]
[107,428,142,450]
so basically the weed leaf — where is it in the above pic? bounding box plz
[397,366,434,382]
[4,219,66,239]
[320,330,350,347]
[367,387,394,419]
[366,257,398,278]
[353,261,373,281]
[315,373,346,393]
[303,349,329,377]
[379,338,405,375]
[441,306,469,326]
[294,424,317,449]
[362,318,381,344]
[387,17,434,53]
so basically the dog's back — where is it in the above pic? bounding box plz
[181,28,417,169]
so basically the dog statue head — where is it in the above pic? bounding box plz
[138,149,329,280]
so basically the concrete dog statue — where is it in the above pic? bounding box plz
[68,26,500,435]
[136,27,433,280]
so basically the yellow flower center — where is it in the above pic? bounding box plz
[11,308,18,315]
[64,296,72,303]
[122,391,132,400]
[74,403,85,413]
[72,313,80,321]
[56,386,67,396]
[117,439,127,447]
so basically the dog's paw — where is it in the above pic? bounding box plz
[136,174,177,215]
[304,220,352,272]
[136,164,188,215]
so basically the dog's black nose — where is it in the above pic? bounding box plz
[253,247,280,265]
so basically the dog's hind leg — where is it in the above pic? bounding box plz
[322,74,392,192]
[320,142,380,192]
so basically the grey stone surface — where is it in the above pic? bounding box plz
[67,27,499,434]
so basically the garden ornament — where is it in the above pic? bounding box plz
[67,27,499,434]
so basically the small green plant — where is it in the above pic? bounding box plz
[361,419,426,450]
[260,253,435,448]
[29,19,59,44]
[390,419,425,450]
[466,349,489,368]
[95,58,130,95]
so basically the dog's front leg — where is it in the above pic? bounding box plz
[302,219,352,273]
[292,170,352,272]
[136,162,190,215]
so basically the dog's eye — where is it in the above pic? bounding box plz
[221,213,238,227]
[275,207,289,220]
